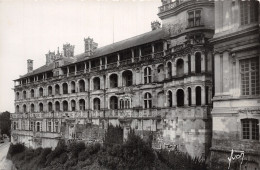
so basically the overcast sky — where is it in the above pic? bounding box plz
[0,0,161,112]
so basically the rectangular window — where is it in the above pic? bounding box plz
[240,57,260,96]
[240,0,258,26]
[48,121,52,132]
[188,10,201,28]
[242,119,259,140]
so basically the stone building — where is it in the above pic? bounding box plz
[210,0,260,169]
[12,0,214,158]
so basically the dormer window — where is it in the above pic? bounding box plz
[55,62,59,68]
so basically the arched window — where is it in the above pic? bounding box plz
[79,99,85,111]
[39,103,43,112]
[63,83,68,94]
[196,86,201,106]
[167,62,172,78]
[55,101,60,111]
[30,104,35,112]
[110,74,118,88]
[144,67,152,84]
[93,77,101,90]
[122,70,133,86]
[188,54,191,75]
[79,80,85,92]
[39,87,43,97]
[176,59,184,77]
[188,87,192,106]
[110,96,118,109]
[63,100,68,111]
[48,86,52,96]
[48,102,53,112]
[144,92,152,109]
[23,104,27,113]
[125,99,130,109]
[36,122,41,132]
[93,98,101,110]
[195,52,201,73]
[23,91,27,99]
[16,105,19,113]
[71,100,76,111]
[16,92,19,100]
[120,99,124,109]
[176,89,184,107]
[167,91,173,107]
[71,81,76,93]
[55,84,60,95]
[30,89,34,98]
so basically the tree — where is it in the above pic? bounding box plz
[0,111,11,137]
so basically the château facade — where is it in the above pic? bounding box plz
[210,0,260,168]
[12,0,215,160]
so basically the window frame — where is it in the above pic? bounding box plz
[187,9,202,28]
[144,67,152,84]
[240,57,260,96]
[241,119,259,141]
[144,92,152,109]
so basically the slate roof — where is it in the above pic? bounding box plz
[16,28,166,80]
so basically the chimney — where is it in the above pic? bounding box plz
[151,21,161,31]
[27,59,33,73]
[84,37,98,56]
[63,43,75,58]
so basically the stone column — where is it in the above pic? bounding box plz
[201,52,206,73]
[105,56,107,69]
[100,58,102,70]
[75,65,77,75]
[191,86,196,106]
[67,67,69,77]
[184,57,188,75]
[172,89,177,107]
[163,41,167,56]
[201,86,206,105]
[131,49,134,62]
[139,48,142,60]
[214,53,221,95]
[84,62,87,73]
[172,61,176,77]
[117,53,120,67]
[88,61,91,72]
[118,72,122,87]
[151,44,154,58]
[184,88,189,106]
[191,54,195,73]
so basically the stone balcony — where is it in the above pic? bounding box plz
[158,0,191,14]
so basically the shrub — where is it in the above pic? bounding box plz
[157,149,207,170]
[38,148,52,167]
[46,140,67,165]
[68,141,85,158]
[8,143,25,157]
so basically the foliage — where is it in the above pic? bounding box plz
[78,143,101,161]
[37,148,52,167]
[99,130,155,170]
[157,149,207,170]
[46,140,67,165]
[8,143,25,157]
[0,111,11,137]
[103,124,123,146]
[68,141,85,158]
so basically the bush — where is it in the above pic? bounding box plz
[8,143,25,157]
[78,143,101,161]
[38,148,52,167]
[68,142,85,158]
[157,149,207,170]
[46,140,67,165]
